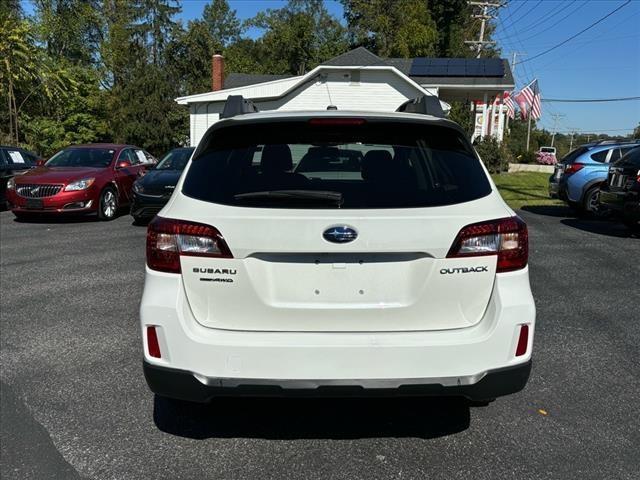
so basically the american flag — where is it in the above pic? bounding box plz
[514,90,529,120]
[503,91,515,119]
[520,79,542,119]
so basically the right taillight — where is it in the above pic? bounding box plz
[447,216,528,273]
[146,216,232,273]
[564,163,584,175]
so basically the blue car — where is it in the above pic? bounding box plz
[549,140,639,216]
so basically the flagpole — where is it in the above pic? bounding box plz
[526,110,532,151]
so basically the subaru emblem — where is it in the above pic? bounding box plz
[323,226,358,244]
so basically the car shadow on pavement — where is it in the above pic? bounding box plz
[153,395,471,440]
[560,218,637,238]
[12,214,99,224]
[520,205,574,218]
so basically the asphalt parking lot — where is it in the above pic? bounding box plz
[1,207,638,480]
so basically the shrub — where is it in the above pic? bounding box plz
[514,150,537,164]
[536,151,557,165]
[474,136,509,173]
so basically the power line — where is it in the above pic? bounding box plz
[498,0,578,43]
[517,0,632,65]
[528,8,640,73]
[552,128,635,133]
[542,96,640,103]
[516,0,588,43]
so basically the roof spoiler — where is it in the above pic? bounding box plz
[220,95,259,119]
[396,95,445,118]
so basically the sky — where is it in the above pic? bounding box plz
[21,0,640,136]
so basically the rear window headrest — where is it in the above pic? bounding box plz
[261,144,293,173]
[362,150,393,181]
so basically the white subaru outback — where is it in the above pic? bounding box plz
[140,106,535,403]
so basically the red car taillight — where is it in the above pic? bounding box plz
[564,163,585,175]
[146,216,232,273]
[447,216,528,273]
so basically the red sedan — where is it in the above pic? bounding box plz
[6,143,155,220]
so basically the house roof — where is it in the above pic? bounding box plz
[224,72,293,89]
[320,46,386,67]
[176,64,439,105]
[177,48,514,104]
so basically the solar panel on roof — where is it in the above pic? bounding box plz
[409,58,505,77]
[465,62,484,76]
[484,58,504,76]
[447,61,466,75]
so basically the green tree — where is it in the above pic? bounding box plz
[203,0,243,49]
[33,0,104,66]
[248,0,348,74]
[133,0,181,65]
[167,20,217,95]
[633,122,640,139]
[342,0,438,57]
[0,15,76,146]
[110,64,187,154]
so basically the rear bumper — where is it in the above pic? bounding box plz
[143,359,532,402]
[140,267,536,402]
[130,192,168,218]
[599,189,639,220]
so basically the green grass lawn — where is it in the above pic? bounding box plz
[491,172,564,210]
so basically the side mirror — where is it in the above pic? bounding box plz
[116,160,131,169]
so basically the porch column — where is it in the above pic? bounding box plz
[480,92,489,138]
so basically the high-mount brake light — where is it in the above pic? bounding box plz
[564,163,585,175]
[447,216,528,273]
[308,118,367,126]
[146,216,232,273]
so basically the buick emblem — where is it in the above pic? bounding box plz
[323,226,358,244]
[30,186,40,195]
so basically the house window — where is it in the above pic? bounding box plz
[350,70,360,85]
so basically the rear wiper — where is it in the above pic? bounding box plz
[234,190,343,206]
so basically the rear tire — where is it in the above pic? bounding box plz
[98,187,118,221]
[623,218,640,234]
[582,185,609,219]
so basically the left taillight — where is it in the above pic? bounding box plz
[146,216,232,273]
[447,216,528,273]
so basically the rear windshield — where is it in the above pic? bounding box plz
[156,148,194,171]
[183,120,491,209]
[560,146,589,164]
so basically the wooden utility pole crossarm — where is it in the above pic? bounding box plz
[464,1,503,58]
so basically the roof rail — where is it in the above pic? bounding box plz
[590,139,639,146]
[396,95,445,118]
[220,95,259,119]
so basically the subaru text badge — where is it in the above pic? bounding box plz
[323,226,358,244]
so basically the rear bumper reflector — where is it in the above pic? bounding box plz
[147,326,161,358]
[515,324,529,357]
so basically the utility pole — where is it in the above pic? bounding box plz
[550,113,566,147]
[569,130,577,151]
[465,1,503,58]
[511,51,527,72]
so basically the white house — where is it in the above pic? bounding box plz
[176,47,515,147]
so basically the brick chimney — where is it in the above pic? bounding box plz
[211,54,224,91]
